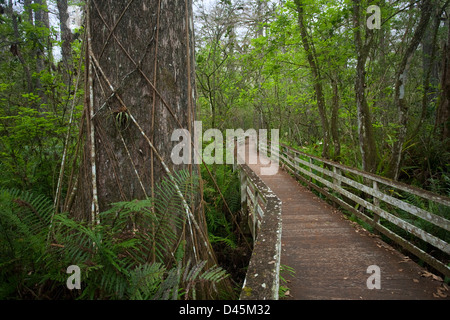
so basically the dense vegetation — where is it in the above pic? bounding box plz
[195,0,450,191]
[0,0,449,299]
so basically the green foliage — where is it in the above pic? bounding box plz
[0,1,84,197]
[0,171,229,300]
[200,159,252,290]
[202,162,241,250]
[278,264,295,299]
[0,188,54,299]
[195,0,450,195]
[0,106,68,195]
[48,207,228,300]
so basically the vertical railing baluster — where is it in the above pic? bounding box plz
[240,170,248,218]
[373,180,380,225]
[333,167,341,187]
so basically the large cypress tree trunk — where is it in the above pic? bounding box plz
[72,0,197,218]
[66,2,221,295]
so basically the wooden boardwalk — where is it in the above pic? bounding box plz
[243,143,449,300]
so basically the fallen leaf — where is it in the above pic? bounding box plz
[420,271,433,278]
[432,275,443,282]
[413,279,419,283]
[421,271,444,282]
[399,256,411,263]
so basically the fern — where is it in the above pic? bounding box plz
[209,234,237,249]
[279,264,295,299]
[0,188,54,299]
[180,260,229,300]
[127,257,228,300]
[0,170,229,300]
[128,262,167,300]
[49,170,227,300]
[201,164,240,249]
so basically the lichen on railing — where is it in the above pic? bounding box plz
[238,163,282,300]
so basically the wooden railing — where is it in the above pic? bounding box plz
[237,162,282,300]
[259,141,450,278]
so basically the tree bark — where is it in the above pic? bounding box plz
[73,0,196,215]
[56,0,74,75]
[7,0,33,94]
[388,0,432,180]
[68,2,220,293]
[295,0,331,159]
[435,17,450,143]
[412,2,440,138]
[352,0,378,173]
[34,0,51,109]
[330,73,341,162]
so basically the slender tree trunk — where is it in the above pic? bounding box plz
[34,0,51,109]
[412,3,440,138]
[330,73,341,162]
[388,0,432,180]
[56,0,74,76]
[352,0,378,173]
[295,0,330,159]
[435,17,450,143]
[7,0,33,94]
[256,0,266,38]
[23,0,33,23]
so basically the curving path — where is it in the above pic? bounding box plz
[242,142,449,300]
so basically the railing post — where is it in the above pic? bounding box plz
[240,169,248,217]
[237,163,283,300]
[333,167,341,187]
[252,189,259,242]
[372,180,380,224]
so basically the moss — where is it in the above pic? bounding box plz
[242,286,252,297]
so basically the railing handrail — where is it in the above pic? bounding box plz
[259,140,450,278]
[237,152,282,300]
[277,142,450,207]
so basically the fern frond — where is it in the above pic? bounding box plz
[128,262,167,300]
[180,260,228,300]
[152,264,181,300]
[200,265,229,283]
